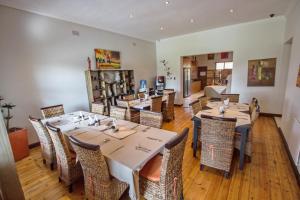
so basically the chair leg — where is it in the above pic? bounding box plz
[246,155,252,163]
[180,190,184,200]
[42,159,46,165]
[200,164,204,171]
[58,177,62,183]
[224,172,230,179]
[68,184,73,193]
[191,142,194,148]
[50,163,54,171]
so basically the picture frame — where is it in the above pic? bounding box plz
[95,49,121,69]
[207,54,214,60]
[247,58,276,87]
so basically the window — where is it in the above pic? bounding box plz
[216,62,224,70]
[216,62,233,69]
[225,62,233,69]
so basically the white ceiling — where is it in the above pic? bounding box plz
[0,0,295,41]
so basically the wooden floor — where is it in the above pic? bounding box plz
[16,106,300,200]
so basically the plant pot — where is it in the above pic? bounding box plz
[8,127,29,161]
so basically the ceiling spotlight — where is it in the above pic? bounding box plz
[160,26,164,31]
[129,13,134,19]
[190,18,194,23]
[165,1,169,5]
[230,9,234,13]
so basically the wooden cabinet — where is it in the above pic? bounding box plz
[85,69,135,115]
[190,80,201,94]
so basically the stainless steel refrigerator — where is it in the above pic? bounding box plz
[183,68,191,97]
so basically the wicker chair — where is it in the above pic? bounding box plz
[190,100,201,115]
[220,94,240,103]
[123,94,136,101]
[234,104,260,159]
[29,116,56,170]
[162,92,176,122]
[151,96,163,112]
[190,100,202,147]
[116,99,140,123]
[69,136,128,200]
[250,98,258,115]
[198,96,209,108]
[251,104,260,123]
[91,102,105,115]
[140,110,163,129]
[41,104,65,119]
[163,89,175,95]
[109,106,127,120]
[45,122,82,192]
[139,128,189,200]
[200,115,237,178]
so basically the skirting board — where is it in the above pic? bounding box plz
[274,118,300,186]
[260,112,282,118]
[29,142,40,149]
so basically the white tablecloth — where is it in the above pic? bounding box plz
[196,102,251,127]
[42,111,177,200]
[207,102,250,112]
[130,95,168,110]
[204,85,226,98]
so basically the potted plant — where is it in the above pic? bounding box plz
[1,97,29,161]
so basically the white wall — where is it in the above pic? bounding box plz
[281,0,300,170]
[0,6,156,144]
[156,17,287,114]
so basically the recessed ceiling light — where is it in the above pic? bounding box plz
[165,1,169,5]
[160,26,164,31]
[230,9,234,13]
[129,13,134,19]
[190,18,194,23]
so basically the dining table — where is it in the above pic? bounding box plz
[192,101,251,170]
[42,111,177,200]
[129,95,168,110]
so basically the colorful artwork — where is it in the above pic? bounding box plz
[208,54,215,60]
[247,58,276,86]
[297,65,300,87]
[95,49,121,69]
[221,52,229,59]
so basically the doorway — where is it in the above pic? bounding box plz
[181,51,234,106]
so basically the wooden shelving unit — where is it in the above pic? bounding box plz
[206,69,215,85]
[85,69,135,114]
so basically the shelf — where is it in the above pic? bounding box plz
[93,88,104,91]
[85,69,135,112]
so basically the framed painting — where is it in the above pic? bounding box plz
[221,52,229,59]
[208,54,215,60]
[95,49,121,69]
[297,65,300,87]
[247,58,276,86]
